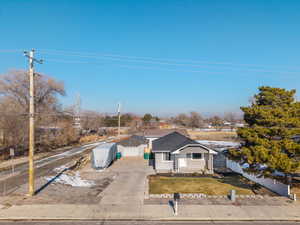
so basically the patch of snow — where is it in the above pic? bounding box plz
[196,128,236,132]
[46,171,95,187]
[197,140,240,148]
[53,165,68,172]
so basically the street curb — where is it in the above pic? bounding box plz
[0,217,299,221]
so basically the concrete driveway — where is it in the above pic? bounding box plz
[99,157,154,206]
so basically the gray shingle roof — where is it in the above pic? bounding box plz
[117,135,148,147]
[152,131,199,152]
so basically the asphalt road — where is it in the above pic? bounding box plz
[0,221,299,225]
[0,141,104,195]
[0,142,102,177]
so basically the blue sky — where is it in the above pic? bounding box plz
[0,0,300,116]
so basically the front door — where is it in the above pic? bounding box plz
[178,158,187,168]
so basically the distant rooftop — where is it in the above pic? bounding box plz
[135,128,188,138]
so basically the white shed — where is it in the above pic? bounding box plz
[116,135,148,157]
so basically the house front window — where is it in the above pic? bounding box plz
[192,153,202,160]
[162,152,171,161]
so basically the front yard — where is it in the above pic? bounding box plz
[149,174,256,195]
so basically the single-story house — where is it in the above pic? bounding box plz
[116,135,148,157]
[152,132,217,173]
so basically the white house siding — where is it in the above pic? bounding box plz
[226,159,290,197]
[176,154,207,173]
[154,152,173,172]
[154,151,213,173]
[179,147,213,173]
[117,144,146,157]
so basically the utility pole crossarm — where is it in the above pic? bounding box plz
[24,50,43,64]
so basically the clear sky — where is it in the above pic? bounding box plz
[0,0,300,116]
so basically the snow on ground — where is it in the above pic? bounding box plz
[197,140,240,148]
[46,171,95,187]
[53,165,68,172]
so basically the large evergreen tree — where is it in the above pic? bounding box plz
[229,86,300,178]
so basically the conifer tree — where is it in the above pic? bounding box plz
[229,86,300,178]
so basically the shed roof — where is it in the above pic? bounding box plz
[117,135,148,147]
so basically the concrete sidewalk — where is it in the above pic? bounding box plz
[0,203,300,221]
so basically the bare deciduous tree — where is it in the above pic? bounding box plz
[188,111,204,128]
[0,70,65,113]
[0,70,69,156]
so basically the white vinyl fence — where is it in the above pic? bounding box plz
[226,159,290,197]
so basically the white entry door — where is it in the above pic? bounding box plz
[178,158,187,168]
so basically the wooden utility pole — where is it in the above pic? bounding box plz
[24,49,43,196]
[117,103,121,137]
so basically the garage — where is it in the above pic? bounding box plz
[116,135,148,157]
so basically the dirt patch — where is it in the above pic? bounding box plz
[0,159,116,205]
[1,178,112,205]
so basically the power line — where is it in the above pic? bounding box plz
[46,57,299,75]
[46,59,226,74]
[0,49,22,53]
[40,48,300,72]
[1,48,298,74]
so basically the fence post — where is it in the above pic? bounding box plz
[292,193,297,202]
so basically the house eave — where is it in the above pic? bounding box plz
[171,144,218,155]
[152,150,171,153]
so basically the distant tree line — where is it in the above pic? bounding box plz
[170,111,241,129]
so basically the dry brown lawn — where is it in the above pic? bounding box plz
[188,130,237,141]
[149,175,254,195]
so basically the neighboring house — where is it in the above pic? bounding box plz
[152,132,217,173]
[116,135,148,157]
[159,121,172,129]
[136,128,189,149]
[223,121,231,126]
[149,118,160,128]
